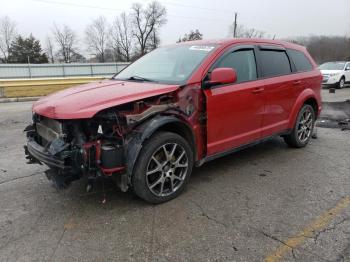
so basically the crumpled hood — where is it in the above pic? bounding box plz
[33,79,180,119]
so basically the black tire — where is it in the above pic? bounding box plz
[132,132,193,204]
[284,104,315,148]
[337,77,345,89]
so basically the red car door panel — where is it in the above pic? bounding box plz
[260,75,300,137]
[256,48,300,137]
[204,80,265,156]
[203,47,266,156]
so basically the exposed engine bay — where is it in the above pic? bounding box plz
[24,88,203,192]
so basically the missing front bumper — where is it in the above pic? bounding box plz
[25,139,67,169]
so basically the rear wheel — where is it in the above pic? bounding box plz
[284,104,315,148]
[132,132,193,204]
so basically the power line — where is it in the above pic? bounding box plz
[31,0,233,23]
[167,14,231,23]
[34,0,234,14]
[146,0,235,14]
[32,0,124,11]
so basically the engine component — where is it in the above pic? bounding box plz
[100,143,124,169]
[36,117,63,143]
[48,138,69,155]
[125,103,178,125]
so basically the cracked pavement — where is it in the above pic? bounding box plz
[0,88,350,261]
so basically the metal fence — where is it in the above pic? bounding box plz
[0,62,130,79]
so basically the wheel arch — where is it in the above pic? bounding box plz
[125,114,196,180]
[287,89,319,129]
[304,97,319,116]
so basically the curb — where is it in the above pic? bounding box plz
[0,96,40,103]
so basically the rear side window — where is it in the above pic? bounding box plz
[259,50,291,77]
[215,49,257,83]
[288,49,313,72]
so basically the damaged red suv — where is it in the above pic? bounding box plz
[24,39,322,203]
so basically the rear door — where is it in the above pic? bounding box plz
[204,46,265,156]
[345,63,350,82]
[256,46,298,137]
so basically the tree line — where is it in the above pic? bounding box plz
[287,36,350,64]
[228,24,350,63]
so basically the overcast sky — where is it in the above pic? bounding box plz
[1,0,350,54]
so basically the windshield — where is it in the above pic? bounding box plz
[319,62,345,70]
[114,45,217,84]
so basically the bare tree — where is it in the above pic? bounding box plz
[85,16,109,62]
[45,36,55,63]
[177,29,203,42]
[149,28,160,50]
[131,1,167,56]
[229,24,265,38]
[52,24,77,63]
[110,12,133,62]
[0,16,17,63]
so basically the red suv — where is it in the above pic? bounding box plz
[24,39,322,203]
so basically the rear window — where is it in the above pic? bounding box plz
[260,50,291,77]
[288,49,313,72]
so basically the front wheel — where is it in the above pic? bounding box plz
[284,104,315,148]
[132,132,193,204]
[338,77,345,89]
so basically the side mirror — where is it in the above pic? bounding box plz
[345,66,350,71]
[205,67,237,88]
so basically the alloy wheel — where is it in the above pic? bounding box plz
[146,143,189,197]
[297,107,313,143]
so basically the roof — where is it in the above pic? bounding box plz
[175,38,306,51]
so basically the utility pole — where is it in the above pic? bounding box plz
[233,12,238,38]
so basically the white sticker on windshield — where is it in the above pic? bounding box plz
[189,45,215,52]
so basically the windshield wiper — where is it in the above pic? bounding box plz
[127,76,156,82]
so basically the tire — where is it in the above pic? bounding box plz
[284,104,315,148]
[132,132,193,204]
[338,77,345,89]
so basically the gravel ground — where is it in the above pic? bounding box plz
[0,88,350,262]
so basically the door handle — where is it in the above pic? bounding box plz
[293,80,302,85]
[252,87,265,94]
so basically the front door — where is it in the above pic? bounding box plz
[204,47,265,156]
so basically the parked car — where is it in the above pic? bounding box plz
[319,61,350,89]
[24,39,322,203]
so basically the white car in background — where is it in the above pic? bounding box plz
[319,61,350,89]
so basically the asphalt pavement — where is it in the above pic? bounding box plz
[0,88,350,262]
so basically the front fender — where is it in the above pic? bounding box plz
[287,88,319,129]
[124,114,192,180]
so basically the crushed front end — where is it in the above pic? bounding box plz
[24,112,126,190]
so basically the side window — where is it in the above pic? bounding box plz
[259,50,291,77]
[288,49,313,72]
[215,49,257,83]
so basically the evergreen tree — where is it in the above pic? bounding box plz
[8,34,48,63]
